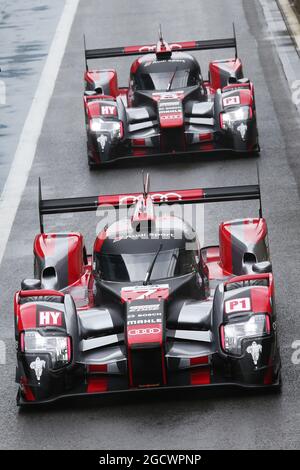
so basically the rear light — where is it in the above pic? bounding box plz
[88,364,107,373]
[190,356,209,366]
[221,314,270,355]
[132,138,146,146]
[22,331,71,369]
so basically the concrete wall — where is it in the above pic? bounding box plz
[294,0,300,14]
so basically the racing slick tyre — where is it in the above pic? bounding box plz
[87,143,100,171]
[266,372,282,394]
[274,372,282,393]
[253,141,261,157]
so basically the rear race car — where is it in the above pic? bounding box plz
[83,29,260,169]
[14,176,280,405]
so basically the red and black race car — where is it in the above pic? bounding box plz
[14,175,280,405]
[83,28,260,169]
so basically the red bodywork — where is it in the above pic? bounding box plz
[15,181,278,403]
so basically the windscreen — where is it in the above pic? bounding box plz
[96,248,197,282]
[138,70,199,90]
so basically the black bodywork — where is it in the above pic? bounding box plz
[14,181,281,405]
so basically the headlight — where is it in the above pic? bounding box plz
[221,314,270,355]
[90,118,123,139]
[220,106,252,130]
[22,331,71,369]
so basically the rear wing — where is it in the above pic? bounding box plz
[38,178,261,233]
[84,25,238,70]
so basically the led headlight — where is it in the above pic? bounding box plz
[90,118,123,139]
[22,331,71,369]
[222,314,270,355]
[220,106,252,130]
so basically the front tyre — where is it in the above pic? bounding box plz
[87,142,100,171]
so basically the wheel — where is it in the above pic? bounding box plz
[87,143,100,171]
[251,149,260,158]
[88,161,98,171]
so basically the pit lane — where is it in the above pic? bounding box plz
[0,0,299,450]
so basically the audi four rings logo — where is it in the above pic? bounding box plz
[119,193,182,204]
[128,327,161,336]
[160,114,182,120]
[139,45,156,52]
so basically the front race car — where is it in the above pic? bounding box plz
[14,181,280,405]
[15,278,280,405]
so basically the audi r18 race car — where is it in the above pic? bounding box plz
[14,175,280,405]
[83,29,260,169]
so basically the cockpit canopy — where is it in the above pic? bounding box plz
[93,216,201,283]
[96,248,197,283]
[131,52,203,91]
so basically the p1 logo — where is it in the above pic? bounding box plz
[223,96,240,107]
[225,297,251,314]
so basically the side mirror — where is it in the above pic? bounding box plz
[41,267,58,290]
[21,279,41,290]
[238,78,250,84]
[84,90,97,97]
[252,261,272,274]
[228,76,238,84]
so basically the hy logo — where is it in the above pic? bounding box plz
[39,311,62,326]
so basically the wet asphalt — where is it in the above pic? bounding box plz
[0,0,300,449]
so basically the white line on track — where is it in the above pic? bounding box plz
[0,0,80,267]
[277,0,300,52]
